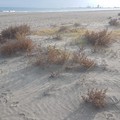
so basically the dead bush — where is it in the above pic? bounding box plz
[82,89,107,108]
[109,19,119,26]
[84,29,112,46]
[0,38,34,56]
[36,46,70,66]
[72,52,96,69]
[1,25,30,39]
[47,46,70,65]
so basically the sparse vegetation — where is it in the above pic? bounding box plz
[84,29,112,46]
[1,25,30,39]
[36,46,96,70]
[0,38,34,56]
[33,27,86,39]
[34,28,57,36]
[82,89,107,108]
[109,19,119,26]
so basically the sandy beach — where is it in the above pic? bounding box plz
[0,10,120,30]
[0,10,120,120]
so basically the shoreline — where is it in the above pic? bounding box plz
[0,9,120,15]
[0,10,120,31]
[0,8,120,13]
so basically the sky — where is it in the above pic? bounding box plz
[0,0,120,8]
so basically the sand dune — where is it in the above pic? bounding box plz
[0,11,120,120]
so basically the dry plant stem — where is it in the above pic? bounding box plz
[72,52,96,69]
[109,19,119,26]
[35,46,70,66]
[0,39,34,56]
[82,89,107,108]
[84,29,112,47]
[1,24,30,39]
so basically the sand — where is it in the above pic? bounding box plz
[0,10,120,120]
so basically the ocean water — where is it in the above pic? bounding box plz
[0,7,120,13]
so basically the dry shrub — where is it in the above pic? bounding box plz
[1,25,30,39]
[84,29,112,46]
[0,39,34,56]
[109,19,119,26]
[72,52,96,69]
[82,89,107,108]
[36,46,70,66]
[47,46,69,64]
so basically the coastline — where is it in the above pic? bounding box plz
[0,7,120,13]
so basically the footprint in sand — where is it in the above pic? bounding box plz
[0,90,14,105]
[19,113,25,117]
[0,92,8,104]
[0,69,4,74]
[105,112,116,120]
[19,113,36,120]
[10,101,19,107]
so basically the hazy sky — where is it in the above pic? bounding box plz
[0,0,120,8]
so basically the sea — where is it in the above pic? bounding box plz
[0,7,120,13]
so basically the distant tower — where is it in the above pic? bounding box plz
[97,4,100,8]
